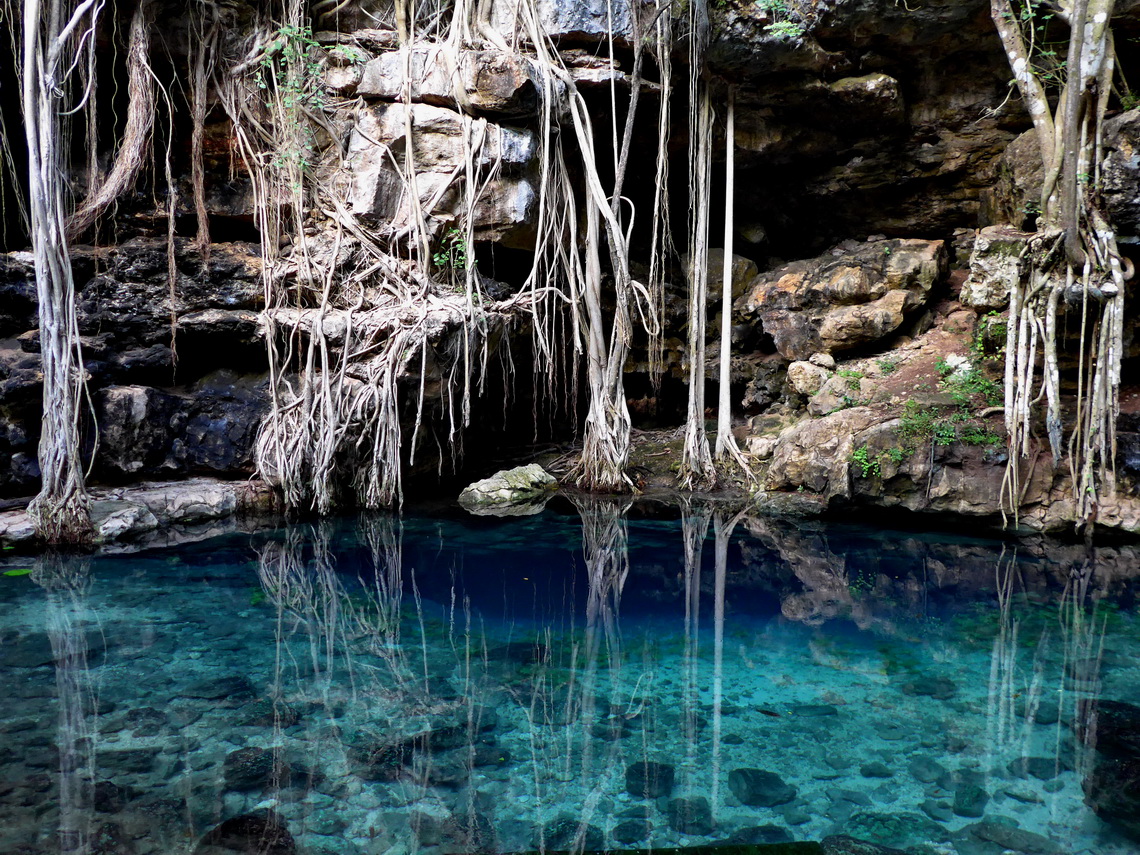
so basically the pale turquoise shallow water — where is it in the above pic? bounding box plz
[2,507,1140,855]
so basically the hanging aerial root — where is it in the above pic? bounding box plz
[66,0,157,241]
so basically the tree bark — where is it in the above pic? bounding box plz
[21,0,101,544]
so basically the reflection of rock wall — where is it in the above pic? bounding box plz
[739,513,1140,636]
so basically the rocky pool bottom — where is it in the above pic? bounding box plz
[1,507,1140,855]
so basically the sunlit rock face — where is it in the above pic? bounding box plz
[346,102,538,247]
[355,47,541,118]
[491,0,632,43]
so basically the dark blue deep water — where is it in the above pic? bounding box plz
[3,506,1140,855]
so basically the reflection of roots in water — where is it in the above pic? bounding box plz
[522,498,635,853]
[985,548,1109,837]
[34,556,97,854]
[1064,559,1108,783]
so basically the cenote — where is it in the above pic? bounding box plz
[3,505,1140,855]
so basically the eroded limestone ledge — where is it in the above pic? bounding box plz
[0,478,278,550]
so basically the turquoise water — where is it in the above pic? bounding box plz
[2,505,1140,855]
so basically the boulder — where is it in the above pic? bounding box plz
[727,768,797,807]
[788,360,831,396]
[738,239,945,359]
[764,407,882,497]
[458,464,557,513]
[959,226,1033,309]
[356,47,540,118]
[347,102,537,246]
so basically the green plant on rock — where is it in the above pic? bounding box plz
[971,311,1008,361]
[765,20,805,38]
[877,358,899,375]
[838,368,864,390]
[432,228,469,281]
[851,445,881,478]
[257,24,324,110]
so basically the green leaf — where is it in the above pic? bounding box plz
[3,568,33,577]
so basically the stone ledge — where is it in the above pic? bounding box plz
[0,478,278,549]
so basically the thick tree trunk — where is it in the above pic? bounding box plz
[21,0,100,545]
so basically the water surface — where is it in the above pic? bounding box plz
[2,505,1140,855]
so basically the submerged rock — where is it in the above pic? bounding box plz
[458,464,557,515]
[534,816,605,851]
[724,824,794,845]
[667,796,715,836]
[900,675,957,700]
[1084,754,1140,842]
[952,783,989,818]
[961,819,1061,854]
[1083,699,1140,759]
[821,835,911,855]
[728,768,797,807]
[182,675,257,703]
[1007,756,1066,780]
[841,811,950,850]
[194,811,296,855]
[223,747,277,792]
[612,818,651,844]
[625,761,675,798]
[859,762,893,779]
[906,756,946,784]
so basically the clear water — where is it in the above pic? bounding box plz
[3,505,1140,855]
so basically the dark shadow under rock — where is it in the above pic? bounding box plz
[194,811,296,855]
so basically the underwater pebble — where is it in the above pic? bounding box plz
[1003,785,1045,804]
[921,798,953,822]
[861,761,894,778]
[907,756,947,784]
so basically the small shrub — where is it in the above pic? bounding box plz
[765,20,805,38]
[838,368,865,390]
[432,228,469,276]
[851,445,880,478]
